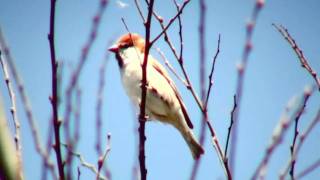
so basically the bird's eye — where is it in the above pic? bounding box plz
[119,43,131,49]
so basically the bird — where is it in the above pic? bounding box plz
[108,33,204,159]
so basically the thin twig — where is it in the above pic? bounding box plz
[204,34,221,111]
[134,0,146,22]
[230,0,265,174]
[297,158,320,179]
[273,24,320,91]
[150,0,191,45]
[61,143,107,180]
[251,89,313,180]
[48,0,64,178]
[97,133,112,180]
[289,86,314,179]
[279,97,319,180]
[78,166,81,180]
[224,95,237,163]
[0,49,23,176]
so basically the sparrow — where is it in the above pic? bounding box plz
[108,33,204,159]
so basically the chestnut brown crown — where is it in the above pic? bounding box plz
[108,33,146,53]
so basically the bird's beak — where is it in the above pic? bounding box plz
[108,44,119,53]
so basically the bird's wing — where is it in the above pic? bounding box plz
[150,58,194,129]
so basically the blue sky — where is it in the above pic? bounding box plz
[0,0,320,179]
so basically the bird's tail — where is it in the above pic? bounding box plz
[175,115,204,159]
[182,128,205,159]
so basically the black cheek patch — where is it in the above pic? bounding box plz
[115,53,124,68]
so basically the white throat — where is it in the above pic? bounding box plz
[119,47,143,66]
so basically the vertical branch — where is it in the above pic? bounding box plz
[0,49,23,176]
[138,0,155,179]
[230,0,265,174]
[273,24,320,91]
[191,0,207,179]
[48,0,65,179]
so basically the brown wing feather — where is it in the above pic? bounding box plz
[151,59,194,129]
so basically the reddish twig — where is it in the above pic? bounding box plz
[0,49,23,175]
[224,95,237,163]
[273,24,320,91]
[297,158,320,179]
[230,0,265,174]
[138,0,155,179]
[48,0,64,178]
[97,133,111,180]
[251,89,313,180]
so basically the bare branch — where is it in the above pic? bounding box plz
[279,91,319,179]
[230,0,265,173]
[97,133,112,180]
[297,158,320,179]
[252,88,314,180]
[0,49,23,176]
[138,0,155,179]
[273,24,320,91]
[150,0,191,45]
[61,143,107,180]
[134,0,146,22]
[204,34,221,109]
[224,95,237,163]
[48,0,64,178]
[190,0,207,178]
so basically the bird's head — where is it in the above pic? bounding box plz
[108,33,146,68]
[108,33,145,54]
